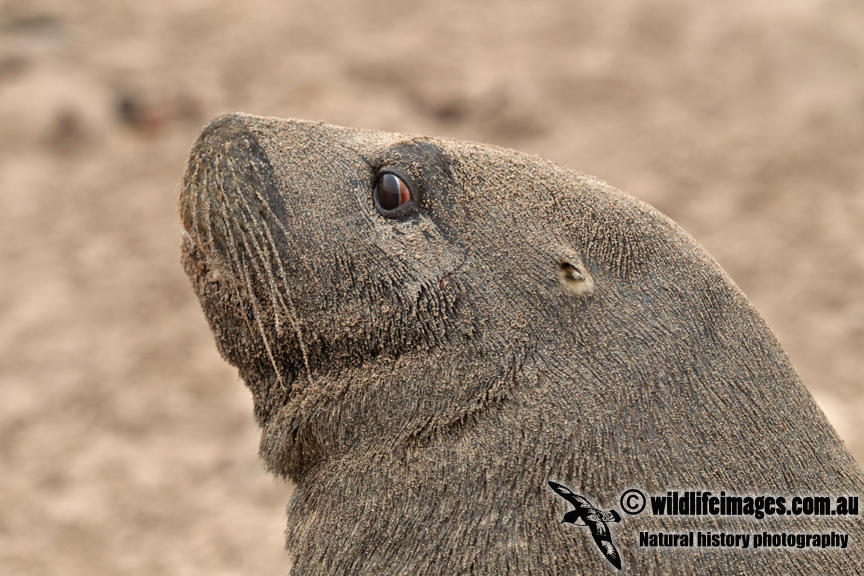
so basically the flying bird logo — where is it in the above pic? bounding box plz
[548,481,622,570]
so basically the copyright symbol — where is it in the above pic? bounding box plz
[620,489,646,515]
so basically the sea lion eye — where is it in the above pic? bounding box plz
[375,172,412,212]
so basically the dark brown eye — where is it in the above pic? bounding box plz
[375,173,411,212]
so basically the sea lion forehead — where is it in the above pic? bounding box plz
[225,115,452,216]
[225,114,561,218]
[243,114,444,170]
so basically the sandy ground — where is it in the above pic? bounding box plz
[1,0,862,574]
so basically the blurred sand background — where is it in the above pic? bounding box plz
[1,0,862,574]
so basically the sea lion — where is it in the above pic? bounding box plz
[179,113,864,574]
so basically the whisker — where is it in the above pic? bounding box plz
[245,168,315,388]
[225,213,288,391]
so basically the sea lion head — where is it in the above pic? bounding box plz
[180,113,829,485]
[181,114,607,477]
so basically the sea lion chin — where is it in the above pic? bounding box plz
[179,113,864,575]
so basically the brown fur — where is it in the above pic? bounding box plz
[179,113,864,574]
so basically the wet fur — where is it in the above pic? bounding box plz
[180,114,864,574]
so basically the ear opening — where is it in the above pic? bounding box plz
[557,253,595,297]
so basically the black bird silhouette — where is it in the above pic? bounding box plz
[548,481,622,570]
